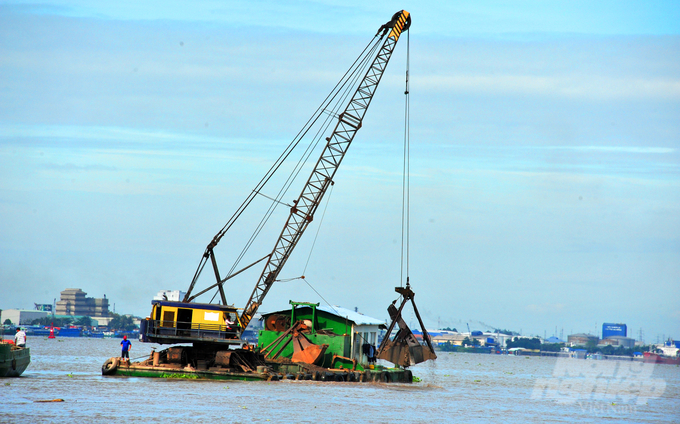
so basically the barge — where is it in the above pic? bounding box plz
[102,351,412,383]
[0,341,30,377]
[101,11,434,383]
[102,300,418,383]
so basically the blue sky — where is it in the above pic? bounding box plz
[1,1,679,342]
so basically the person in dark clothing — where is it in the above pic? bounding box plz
[120,335,132,361]
[362,343,377,363]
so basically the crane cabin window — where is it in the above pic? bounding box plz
[177,308,193,330]
[162,310,175,327]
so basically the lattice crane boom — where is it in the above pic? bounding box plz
[237,11,411,329]
[182,11,411,331]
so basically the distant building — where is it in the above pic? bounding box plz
[567,333,598,346]
[34,303,53,312]
[602,323,627,339]
[600,336,635,348]
[55,288,109,318]
[153,290,186,302]
[1,309,49,325]
[570,349,588,359]
[431,333,466,346]
[484,332,513,347]
[430,331,511,347]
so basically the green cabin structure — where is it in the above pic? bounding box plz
[258,302,386,371]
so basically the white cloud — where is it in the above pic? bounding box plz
[418,73,680,100]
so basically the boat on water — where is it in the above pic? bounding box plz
[102,11,436,383]
[0,341,30,377]
[643,352,680,365]
[103,300,418,382]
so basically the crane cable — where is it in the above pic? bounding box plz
[296,33,412,311]
[207,37,384,305]
[400,30,411,289]
[224,36,383,280]
[195,34,384,296]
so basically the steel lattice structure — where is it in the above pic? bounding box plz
[238,11,411,328]
[182,11,411,330]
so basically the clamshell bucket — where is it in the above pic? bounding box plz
[376,285,437,367]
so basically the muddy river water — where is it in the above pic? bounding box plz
[1,337,678,423]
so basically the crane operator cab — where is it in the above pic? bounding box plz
[140,301,242,346]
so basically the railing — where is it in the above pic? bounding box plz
[145,320,240,342]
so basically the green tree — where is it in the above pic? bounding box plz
[507,337,542,350]
[108,313,137,331]
[462,337,480,347]
[585,339,599,353]
[30,316,73,327]
[540,343,565,352]
[601,345,615,355]
[74,316,93,327]
[3,319,12,326]
[439,341,458,352]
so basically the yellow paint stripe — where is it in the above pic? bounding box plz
[388,11,410,40]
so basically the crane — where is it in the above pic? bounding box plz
[141,11,412,347]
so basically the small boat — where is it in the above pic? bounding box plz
[0,341,31,377]
[642,352,680,365]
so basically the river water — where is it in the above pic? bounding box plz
[1,337,678,423]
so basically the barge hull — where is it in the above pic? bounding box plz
[114,364,268,381]
[102,356,413,383]
[0,345,30,377]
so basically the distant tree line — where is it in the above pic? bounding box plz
[26,312,137,331]
[462,337,481,347]
[439,327,516,335]
[437,334,651,357]
[108,313,137,331]
[582,340,650,356]
[506,337,542,350]
[29,316,92,327]
[439,341,487,352]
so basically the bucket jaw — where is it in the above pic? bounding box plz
[261,320,328,365]
[291,325,328,365]
[376,284,437,367]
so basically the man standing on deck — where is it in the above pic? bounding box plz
[14,327,26,347]
[120,335,132,362]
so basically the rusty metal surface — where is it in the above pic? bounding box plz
[291,343,327,365]
[214,350,233,366]
[376,284,437,367]
[262,320,327,365]
[166,347,187,364]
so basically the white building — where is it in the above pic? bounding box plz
[1,309,49,325]
[153,290,186,302]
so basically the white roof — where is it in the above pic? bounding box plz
[264,304,385,326]
[316,305,385,326]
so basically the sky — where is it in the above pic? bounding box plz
[1,1,679,342]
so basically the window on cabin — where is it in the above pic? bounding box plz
[161,310,175,327]
[353,332,361,360]
[177,308,193,330]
